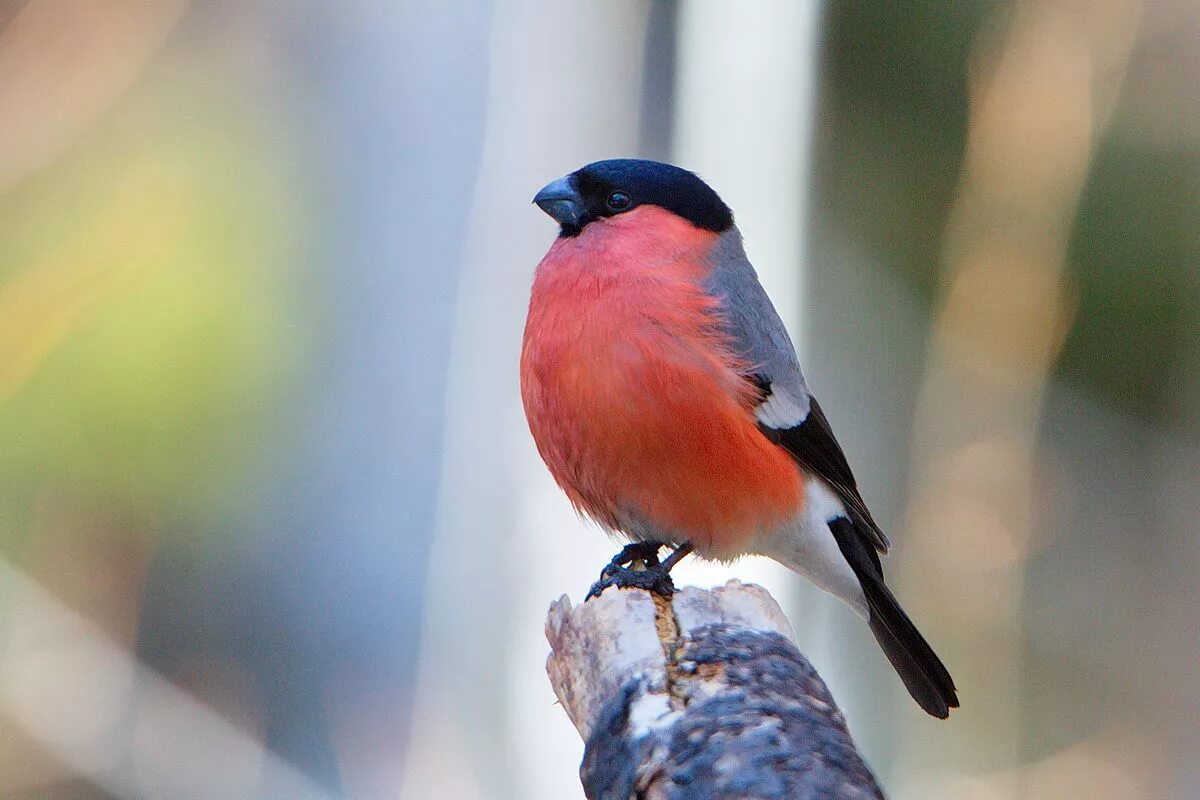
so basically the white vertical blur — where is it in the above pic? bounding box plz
[671,1,828,662]
[674,1,816,333]
[409,2,652,800]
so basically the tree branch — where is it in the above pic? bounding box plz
[546,580,883,800]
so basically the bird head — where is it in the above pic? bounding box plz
[533,159,733,237]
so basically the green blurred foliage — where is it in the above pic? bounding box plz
[0,72,307,542]
[818,1,1200,429]
[1062,141,1200,427]
[816,2,993,291]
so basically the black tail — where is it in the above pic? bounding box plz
[862,570,959,718]
[829,517,959,718]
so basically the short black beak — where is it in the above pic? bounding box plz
[533,175,585,229]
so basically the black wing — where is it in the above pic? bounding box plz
[755,388,890,554]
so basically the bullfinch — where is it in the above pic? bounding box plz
[520,159,959,718]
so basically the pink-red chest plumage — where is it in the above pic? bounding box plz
[520,207,803,554]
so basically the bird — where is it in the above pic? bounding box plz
[520,158,958,718]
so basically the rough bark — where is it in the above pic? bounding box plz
[546,580,883,800]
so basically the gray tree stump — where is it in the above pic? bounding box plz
[546,580,884,800]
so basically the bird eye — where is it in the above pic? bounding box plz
[606,191,631,210]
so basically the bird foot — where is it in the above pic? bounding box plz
[585,541,692,601]
[609,542,665,569]
[585,561,677,600]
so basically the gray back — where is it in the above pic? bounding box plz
[703,227,810,420]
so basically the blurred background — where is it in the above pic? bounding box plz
[0,1,1197,798]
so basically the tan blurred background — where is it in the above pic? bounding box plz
[1,1,1197,798]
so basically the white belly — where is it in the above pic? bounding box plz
[754,475,868,618]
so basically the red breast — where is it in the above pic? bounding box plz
[520,206,803,555]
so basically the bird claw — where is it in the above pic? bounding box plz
[586,542,676,601]
[585,563,678,600]
[611,542,665,569]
